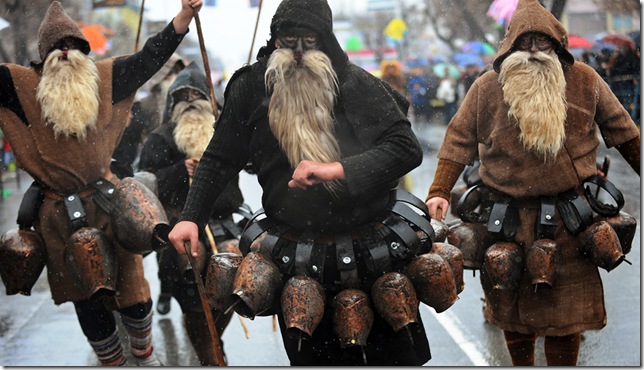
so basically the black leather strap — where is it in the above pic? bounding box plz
[335,233,360,289]
[583,175,625,217]
[393,189,429,215]
[294,232,315,276]
[359,224,391,275]
[90,178,115,214]
[536,196,557,240]
[380,213,420,257]
[391,202,436,243]
[63,193,88,231]
[17,181,43,230]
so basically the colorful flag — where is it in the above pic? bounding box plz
[250,0,260,7]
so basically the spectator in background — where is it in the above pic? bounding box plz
[379,60,406,96]
[407,65,431,123]
[609,43,640,118]
[435,67,458,124]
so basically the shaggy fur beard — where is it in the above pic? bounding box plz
[265,48,342,194]
[171,99,215,160]
[499,51,567,161]
[37,49,100,140]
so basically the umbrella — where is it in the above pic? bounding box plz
[433,62,461,79]
[452,53,483,68]
[567,34,593,49]
[601,33,636,50]
[462,41,496,55]
[344,35,364,52]
[487,0,518,25]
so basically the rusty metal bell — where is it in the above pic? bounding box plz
[371,272,419,333]
[526,239,560,288]
[204,252,244,311]
[64,227,117,299]
[483,242,524,290]
[109,177,171,255]
[581,221,625,272]
[595,212,637,255]
[281,275,326,340]
[0,228,47,296]
[231,251,283,319]
[431,242,465,294]
[447,222,491,270]
[132,171,159,196]
[332,289,374,349]
[431,219,449,243]
[403,252,458,313]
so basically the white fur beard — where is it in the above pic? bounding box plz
[499,51,567,161]
[172,99,215,159]
[37,49,100,140]
[265,48,343,195]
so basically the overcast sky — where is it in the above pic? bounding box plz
[145,0,371,73]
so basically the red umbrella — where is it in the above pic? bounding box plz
[567,34,592,49]
[601,33,636,50]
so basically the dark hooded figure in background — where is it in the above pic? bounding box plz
[169,0,439,366]
[0,0,202,366]
[138,61,247,365]
[426,0,640,366]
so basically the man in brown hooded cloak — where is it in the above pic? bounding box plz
[0,0,202,366]
[425,0,640,366]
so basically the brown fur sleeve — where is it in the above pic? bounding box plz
[426,158,466,202]
[616,136,641,176]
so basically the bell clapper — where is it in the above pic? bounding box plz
[405,326,415,345]
[624,258,632,265]
[224,299,241,315]
[298,332,302,352]
[361,346,367,365]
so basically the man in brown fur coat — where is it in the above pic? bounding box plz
[425,0,640,366]
[0,0,202,366]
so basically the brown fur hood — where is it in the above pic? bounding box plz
[493,0,574,72]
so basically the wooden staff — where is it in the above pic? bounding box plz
[134,0,146,52]
[183,241,227,366]
[193,12,220,119]
[247,0,264,65]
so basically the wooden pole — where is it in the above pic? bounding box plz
[183,241,227,366]
[134,0,145,52]
[193,13,220,120]
[247,0,264,65]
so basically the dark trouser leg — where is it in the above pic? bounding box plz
[544,333,581,366]
[74,299,127,366]
[156,248,175,315]
[503,330,536,366]
[183,308,232,365]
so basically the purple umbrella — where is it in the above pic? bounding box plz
[487,0,518,25]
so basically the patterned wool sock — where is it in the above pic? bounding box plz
[503,330,537,366]
[545,333,581,366]
[120,308,154,360]
[88,327,127,366]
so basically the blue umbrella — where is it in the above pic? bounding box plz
[453,53,484,68]
[433,62,461,79]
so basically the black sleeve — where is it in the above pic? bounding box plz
[0,66,28,125]
[139,133,189,204]
[112,21,188,104]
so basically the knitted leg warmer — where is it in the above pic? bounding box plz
[503,330,537,366]
[120,306,154,360]
[544,333,581,366]
[88,328,127,366]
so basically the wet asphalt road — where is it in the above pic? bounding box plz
[0,119,640,367]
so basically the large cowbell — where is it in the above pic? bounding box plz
[64,227,117,299]
[110,177,171,254]
[0,228,47,296]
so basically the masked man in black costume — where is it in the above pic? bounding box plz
[170,0,435,365]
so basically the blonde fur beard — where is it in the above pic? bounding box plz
[171,99,215,160]
[499,51,567,161]
[266,48,342,194]
[37,49,100,140]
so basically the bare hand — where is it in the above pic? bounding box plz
[288,160,344,190]
[169,221,200,257]
[426,197,449,221]
[185,158,199,178]
[173,0,203,34]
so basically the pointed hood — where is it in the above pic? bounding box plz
[31,1,90,68]
[492,0,574,73]
[161,61,211,125]
[256,0,349,77]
